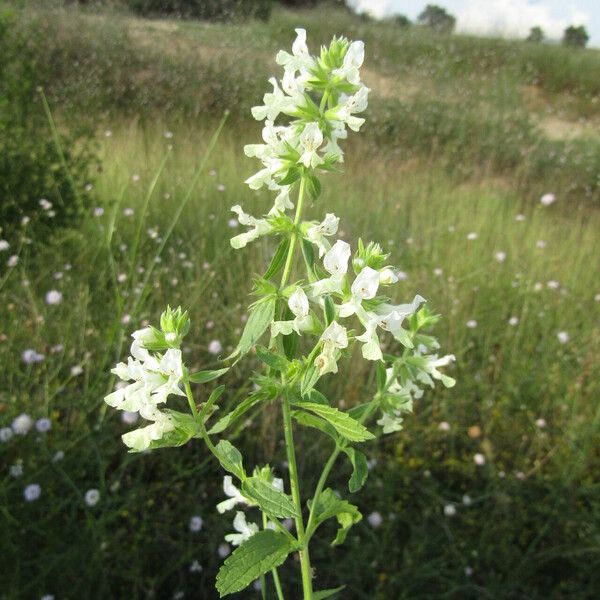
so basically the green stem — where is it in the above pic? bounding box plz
[278,176,313,599]
[263,514,286,600]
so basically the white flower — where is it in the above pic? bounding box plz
[466,320,477,329]
[12,414,33,435]
[379,268,399,286]
[39,198,52,210]
[535,418,547,428]
[7,255,18,267]
[332,40,365,85]
[217,476,250,514]
[121,415,175,452]
[443,504,456,517]
[367,511,383,528]
[466,232,478,241]
[473,453,486,466]
[540,193,556,206]
[208,339,223,355]
[45,290,63,305]
[0,240,9,251]
[315,321,348,375]
[189,560,203,573]
[495,251,506,263]
[275,28,315,78]
[189,515,204,532]
[218,543,231,558]
[557,331,569,344]
[251,77,295,122]
[416,354,456,389]
[299,122,324,168]
[10,463,23,478]
[22,349,44,364]
[438,421,450,432]
[229,205,272,249]
[311,240,351,296]
[306,213,340,257]
[0,427,13,442]
[121,411,139,425]
[508,316,519,326]
[24,483,41,502]
[85,489,101,507]
[351,267,380,301]
[329,86,369,132]
[272,287,313,337]
[35,418,52,433]
[225,511,259,546]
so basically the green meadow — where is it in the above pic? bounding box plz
[1,3,600,598]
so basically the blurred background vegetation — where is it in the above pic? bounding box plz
[1,1,599,598]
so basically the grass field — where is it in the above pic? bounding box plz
[1,3,600,599]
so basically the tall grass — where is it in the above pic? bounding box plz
[2,121,599,597]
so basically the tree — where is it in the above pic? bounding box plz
[526,26,544,43]
[562,25,589,48]
[417,4,456,34]
[391,14,411,29]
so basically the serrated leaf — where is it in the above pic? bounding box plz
[214,440,245,480]
[208,392,264,434]
[343,447,369,493]
[241,477,299,518]
[308,488,362,546]
[314,587,346,600]
[216,530,294,597]
[230,297,276,359]
[189,367,229,384]
[291,410,339,442]
[255,345,290,372]
[263,238,290,280]
[301,364,321,396]
[293,403,375,442]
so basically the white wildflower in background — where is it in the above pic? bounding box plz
[24,483,41,502]
[189,560,203,573]
[0,240,9,251]
[535,418,547,429]
[438,421,450,432]
[35,418,52,433]
[508,316,519,326]
[208,339,223,355]
[444,504,457,517]
[189,515,204,532]
[217,543,231,558]
[466,320,477,329]
[0,427,13,442]
[557,331,569,344]
[540,193,556,206]
[39,199,52,210]
[494,251,506,263]
[466,232,478,241]
[22,349,44,364]
[12,414,33,435]
[367,511,383,528]
[85,489,101,507]
[473,453,486,466]
[10,463,23,478]
[7,255,18,267]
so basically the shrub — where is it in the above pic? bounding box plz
[0,7,97,243]
[124,0,272,21]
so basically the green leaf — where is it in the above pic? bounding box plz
[306,173,322,201]
[324,295,336,326]
[293,403,375,442]
[343,447,369,493]
[241,477,299,518]
[214,440,245,480]
[208,392,264,435]
[188,367,229,384]
[216,531,294,597]
[230,297,276,359]
[278,167,301,186]
[263,238,290,280]
[255,345,290,372]
[301,237,316,278]
[376,362,387,393]
[314,587,346,600]
[199,385,226,421]
[301,364,321,396]
[308,488,362,546]
[291,410,339,442]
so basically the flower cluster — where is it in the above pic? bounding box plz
[105,307,189,451]
[231,29,369,248]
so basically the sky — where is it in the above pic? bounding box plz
[346,0,600,47]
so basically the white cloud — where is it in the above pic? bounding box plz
[346,1,591,41]
[456,1,590,40]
